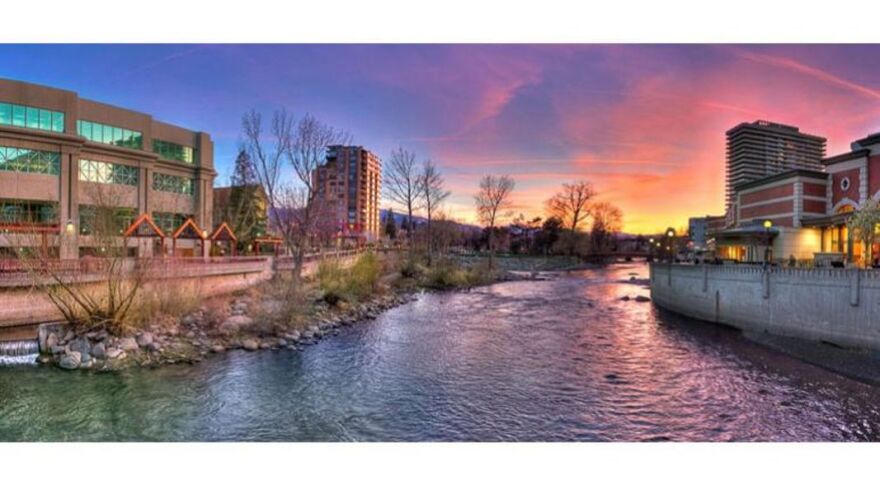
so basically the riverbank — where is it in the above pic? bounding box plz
[31,252,577,371]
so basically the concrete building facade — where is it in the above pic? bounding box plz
[725,120,826,212]
[313,145,381,243]
[0,78,215,259]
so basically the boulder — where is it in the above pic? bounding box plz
[136,332,154,348]
[45,333,59,353]
[147,342,162,353]
[242,339,259,351]
[106,348,126,360]
[219,315,254,335]
[210,345,226,353]
[91,342,106,359]
[118,337,139,352]
[58,351,82,370]
[37,324,50,353]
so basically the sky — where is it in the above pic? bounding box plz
[3,44,880,233]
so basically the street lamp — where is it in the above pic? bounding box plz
[665,227,676,263]
[65,219,75,235]
[763,219,773,264]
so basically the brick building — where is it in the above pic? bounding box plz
[714,131,880,266]
[313,145,381,244]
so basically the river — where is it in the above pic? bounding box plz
[1,264,879,441]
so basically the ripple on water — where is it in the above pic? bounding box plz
[1,264,880,441]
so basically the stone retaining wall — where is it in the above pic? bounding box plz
[649,263,880,351]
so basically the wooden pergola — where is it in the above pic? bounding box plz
[252,236,283,256]
[171,217,207,257]
[210,222,237,256]
[122,214,165,257]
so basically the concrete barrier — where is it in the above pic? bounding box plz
[649,263,880,351]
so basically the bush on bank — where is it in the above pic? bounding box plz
[318,251,382,305]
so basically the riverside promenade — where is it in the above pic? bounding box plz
[649,263,880,352]
[0,250,365,328]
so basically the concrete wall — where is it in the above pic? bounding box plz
[650,263,880,351]
[0,251,366,327]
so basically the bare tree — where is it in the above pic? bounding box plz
[384,146,423,249]
[546,180,596,255]
[474,174,515,268]
[590,201,623,253]
[14,186,149,335]
[418,160,451,262]
[242,110,349,282]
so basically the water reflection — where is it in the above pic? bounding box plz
[0,264,879,441]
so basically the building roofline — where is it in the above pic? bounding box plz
[725,120,827,142]
[733,168,828,191]
[1,77,208,137]
[853,132,880,149]
[822,148,870,166]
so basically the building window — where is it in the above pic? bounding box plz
[840,177,851,192]
[77,205,136,236]
[78,159,139,186]
[0,199,59,226]
[153,173,194,195]
[0,146,61,175]
[152,211,190,234]
[153,139,195,164]
[0,102,64,133]
[77,120,143,150]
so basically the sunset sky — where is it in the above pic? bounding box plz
[4,44,880,233]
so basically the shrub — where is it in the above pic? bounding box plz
[317,252,382,304]
[424,260,468,289]
[400,257,426,279]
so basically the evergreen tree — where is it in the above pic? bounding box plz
[226,149,267,252]
[384,209,398,240]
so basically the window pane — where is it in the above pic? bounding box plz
[81,121,92,140]
[26,107,39,128]
[12,105,25,126]
[39,109,51,130]
[113,127,123,145]
[0,103,10,125]
[52,112,64,132]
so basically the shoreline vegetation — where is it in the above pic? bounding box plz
[35,252,587,371]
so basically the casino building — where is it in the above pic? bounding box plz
[0,78,216,259]
[714,130,880,266]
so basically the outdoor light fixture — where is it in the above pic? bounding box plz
[65,219,75,235]
[763,219,773,229]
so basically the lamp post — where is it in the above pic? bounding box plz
[666,227,676,263]
[763,219,773,265]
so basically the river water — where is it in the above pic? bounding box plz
[1,264,879,441]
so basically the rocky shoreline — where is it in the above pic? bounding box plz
[37,291,418,371]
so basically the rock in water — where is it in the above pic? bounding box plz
[91,342,106,359]
[106,348,124,360]
[45,333,59,352]
[242,339,259,351]
[59,351,82,370]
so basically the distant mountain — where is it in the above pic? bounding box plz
[380,209,481,234]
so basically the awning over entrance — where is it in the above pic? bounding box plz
[713,224,779,243]
[800,212,852,228]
